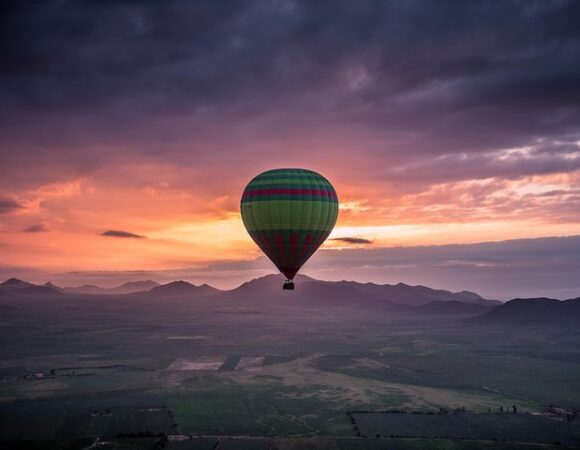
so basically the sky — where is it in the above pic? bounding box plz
[1,0,580,298]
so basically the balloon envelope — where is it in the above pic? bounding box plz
[241,168,339,280]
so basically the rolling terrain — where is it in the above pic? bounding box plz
[475,297,580,324]
[1,275,579,449]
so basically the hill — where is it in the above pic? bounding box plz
[215,274,496,314]
[0,278,61,297]
[218,274,389,306]
[0,275,497,316]
[473,297,580,324]
[147,280,221,298]
[115,280,160,293]
[331,280,499,306]
[63,280,160,295]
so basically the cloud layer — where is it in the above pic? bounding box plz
[0,1,579,291]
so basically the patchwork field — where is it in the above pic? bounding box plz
[168,357,225,371]
[1,293,579,449]
[351,412,580,445]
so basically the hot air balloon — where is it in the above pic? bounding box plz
[241,168,339,290]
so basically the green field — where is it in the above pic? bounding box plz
[1,294,580,448]
[352,412,580,445]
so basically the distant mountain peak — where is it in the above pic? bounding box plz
[1,278,34,288]
[474,296,580,325]
[154,280,195,290]
[119,280,159,289]
[0,278,61,296]
[296,277,498,307]
[0,274,497,311]
[148,280,220,297]
[62,280,161,295]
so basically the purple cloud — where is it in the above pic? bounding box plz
[331,237,373,244]
[0,198,23,214]
[1,0,580,191]
[22,223,48,233]
[101,230,145,239]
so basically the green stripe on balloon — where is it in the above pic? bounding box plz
[241,203,337,231]
[242,195,337,204]
[248,179,332,187]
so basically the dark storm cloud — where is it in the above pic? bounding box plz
[0,197,23,214]
[1,0,580,185]
[22,223,49,233]
[331,237,373,244]
[101,230,145,239]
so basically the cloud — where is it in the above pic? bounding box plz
[101,230,145,239]
[330,237,373,244]
[1,1,579,216]
[0,197,23,214]
[22,223,48,233]
[2,1,580,164]
[383,144,580,188]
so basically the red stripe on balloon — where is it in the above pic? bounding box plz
[261,232,271,247]
[296,233,313,266]
[289,233,299,266]
[275,233,286,271]
[260,232,276,261]
[242,188,337,200]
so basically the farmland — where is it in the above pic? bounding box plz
[351,412,580,445]
[1,290,580,449]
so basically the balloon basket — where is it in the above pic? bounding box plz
[283,280,295,290]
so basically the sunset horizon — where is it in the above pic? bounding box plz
[2,2,580,300]
[2,2,580,447]
[2,234,579,300]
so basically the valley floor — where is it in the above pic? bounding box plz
[1,293,580,449]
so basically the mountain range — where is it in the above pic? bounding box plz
[216,274,498,308]
[0,278,63,296]
[44,279,160,295]
[1,275,579,323]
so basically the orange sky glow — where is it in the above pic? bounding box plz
[2,158,579,286]
[1,1,580,295]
